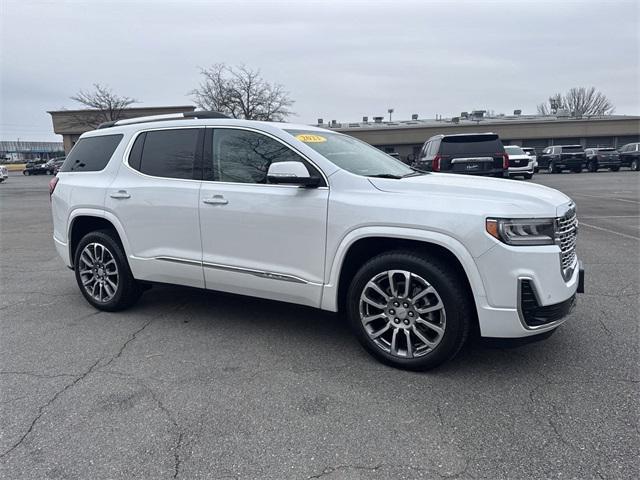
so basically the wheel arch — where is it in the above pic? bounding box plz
[68,210,130,267]
[322,228,487,319]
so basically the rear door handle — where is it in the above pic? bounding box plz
[110,190,130,199]
[202,195,228,205]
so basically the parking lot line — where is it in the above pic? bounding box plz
[572,193,639,205]
[579,221,640,240]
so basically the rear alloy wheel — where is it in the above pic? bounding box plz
[347,251,471,370]
[74,230,141,311]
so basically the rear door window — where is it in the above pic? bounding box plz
[439,135,503,155]
[135,129,201,179]
[60,134,123,172]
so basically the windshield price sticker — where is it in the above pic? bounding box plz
[296,134,327,143]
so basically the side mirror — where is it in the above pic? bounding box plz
[267,161,320,187]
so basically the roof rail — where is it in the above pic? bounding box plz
[97,111,229,129]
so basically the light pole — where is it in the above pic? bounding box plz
[388,108,394,122]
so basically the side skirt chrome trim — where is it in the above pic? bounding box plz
[143,255,316,285]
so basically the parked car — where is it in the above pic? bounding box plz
[505,145,534,179]
[584,148,621,172]
[23,161,49,175]
[521,147,539,173]
[538,145,586,173]
[413,133,508,177]
[0,165,8,183]
[50,113,583,371]
[48,158,66,175]
[618,142,640,171]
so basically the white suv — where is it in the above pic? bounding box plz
[50,112,584,370]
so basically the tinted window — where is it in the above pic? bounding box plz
[213,129,323,184]
[128,132,146,171]
[439,135,504,155]
[138,129,199,179]
[60,134,123,172]
[504,146,525,155]
[560,146,583,152]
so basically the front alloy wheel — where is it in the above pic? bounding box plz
[359,270,446,358]
[347,251,471,370]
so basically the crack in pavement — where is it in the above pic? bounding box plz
[0,306,176,460]
[307,462,474,479]
[0,357,101,459]
[308,464,384,478]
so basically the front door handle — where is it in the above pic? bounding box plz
[202,195,228,205]
[110,190,131,199]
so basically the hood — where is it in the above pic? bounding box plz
[368,173,572,217]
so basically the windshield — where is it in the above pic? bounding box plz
[505,146,525,155]
[286,130,414,178]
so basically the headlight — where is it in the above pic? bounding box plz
[486,218,555,246]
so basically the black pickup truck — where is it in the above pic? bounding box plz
[538,145,586,173]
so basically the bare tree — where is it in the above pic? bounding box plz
[69,84,139,128]
[537,87,614,117]
[190,63,294,121]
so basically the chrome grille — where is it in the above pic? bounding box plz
[556,209,578,276]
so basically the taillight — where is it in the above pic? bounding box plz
[433,154,441,171]
[49,176,59,199]
[502,153,509,169]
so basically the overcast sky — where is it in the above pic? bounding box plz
[1,0,638,142]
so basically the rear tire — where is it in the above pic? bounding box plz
[74,230,141,311]
[346,250,472,371]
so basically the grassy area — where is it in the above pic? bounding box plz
[1,164,26,172]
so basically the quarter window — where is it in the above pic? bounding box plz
[211,129,321,184]
[134,129,200,180]
[60,134,123,172]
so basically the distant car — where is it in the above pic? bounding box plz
[538,145,586,173]
[413,133,508,177]
[0,165,8,183]
[49,158,66,175]
[584,148,621,172]
[504,145,534,179]
[23,161,49,175]
[618,142,640,171]
[521,147,539,173]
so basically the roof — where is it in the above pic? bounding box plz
[328,114,640,132]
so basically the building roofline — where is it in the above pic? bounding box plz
[47,105,196,114]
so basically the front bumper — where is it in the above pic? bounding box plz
[474,243,583,338]
[508,164,534,176]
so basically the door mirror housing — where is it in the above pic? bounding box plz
[267,161,320,187]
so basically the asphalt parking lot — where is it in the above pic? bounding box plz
[1,171,638,480]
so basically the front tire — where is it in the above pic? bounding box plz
[632,159,639,171]
[547,162,558,174]
[524,173,533,180]
[74,230,141,311]
[346,251,472,371]
[588,160,598,172]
